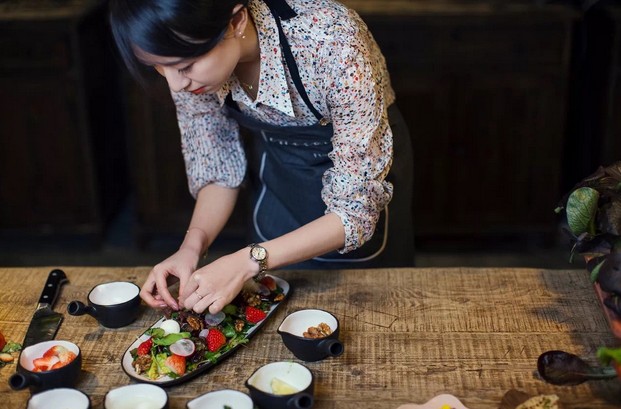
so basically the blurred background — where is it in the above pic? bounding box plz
[1,0,619,268]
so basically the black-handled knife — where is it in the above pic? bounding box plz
[22,269,69,348]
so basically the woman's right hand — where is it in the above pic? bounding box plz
[140,247,201,310]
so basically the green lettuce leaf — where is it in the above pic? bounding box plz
[152,332,191,346]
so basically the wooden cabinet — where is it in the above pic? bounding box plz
[348,2,578,243]
[0,1,127,242]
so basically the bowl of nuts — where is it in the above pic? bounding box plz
[277,309,343,362]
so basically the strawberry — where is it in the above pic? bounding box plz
[245,306,267,324]
[43,345,76,366]
[137,338,153,356]
[260,276,277,291]
[165,354,186,376]
[32,355,60,371]
[206,328,226,352]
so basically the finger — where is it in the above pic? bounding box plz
[154,273,179,310]
[191,291,214,314]
[179,277,199,307]
[177,272,191,302]
[140,289,168,309]
[208,297,226,314]
[182,285,205,310]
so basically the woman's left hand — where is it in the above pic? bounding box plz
[180,248,258,314]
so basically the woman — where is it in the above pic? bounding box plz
[109,0,414,314]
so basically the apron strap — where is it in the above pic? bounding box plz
[263,0,297,20]
[263,0,329,125]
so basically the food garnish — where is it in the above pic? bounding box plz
[597,345,621,369]
[515,394,559,409]
[0,330,21,368]
[303,322,332,339]
[271,377,299,395]
[130,277,285,380]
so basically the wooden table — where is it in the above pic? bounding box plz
[0,267,620,408]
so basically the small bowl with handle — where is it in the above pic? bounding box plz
[67,281,141,328]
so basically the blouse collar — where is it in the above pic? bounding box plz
[216,0,295,117]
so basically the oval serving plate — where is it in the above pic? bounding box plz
[121,275,290,387]
[397,394,470,409]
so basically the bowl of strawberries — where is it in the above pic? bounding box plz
[9,340,81,393]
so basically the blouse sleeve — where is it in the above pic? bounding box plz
[171,91,247,198]
[321,18,394,253]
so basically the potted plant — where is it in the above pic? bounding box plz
[555,161,621,335]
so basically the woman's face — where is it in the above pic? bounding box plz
[136,30,242,95]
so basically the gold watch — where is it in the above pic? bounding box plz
[248,243,268,282]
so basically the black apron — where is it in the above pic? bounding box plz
[225,0,414,268]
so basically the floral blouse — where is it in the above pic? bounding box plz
[171,0,396,253]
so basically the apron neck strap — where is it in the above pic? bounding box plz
[262,0,297,20]
[264,0,328,124]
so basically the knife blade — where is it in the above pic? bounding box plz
[22,269,69,348]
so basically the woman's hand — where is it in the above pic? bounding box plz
[180,248,258,314]
[140,248,201,310]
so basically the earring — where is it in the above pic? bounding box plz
[242,35,246,39]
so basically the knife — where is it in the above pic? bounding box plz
[22,269,69,348]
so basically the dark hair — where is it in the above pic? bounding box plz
[109,0,248,82]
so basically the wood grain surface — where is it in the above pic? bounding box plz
[0,267,620,408]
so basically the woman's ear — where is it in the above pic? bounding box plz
[230,4,249,38]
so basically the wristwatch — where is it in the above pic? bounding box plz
[248,243,268,282]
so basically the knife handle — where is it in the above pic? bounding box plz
[38,269,69,307]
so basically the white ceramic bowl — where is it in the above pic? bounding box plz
[27,388,90,409]
[186,389,253,409]
[104,383,168,409]
[89,281,140,305]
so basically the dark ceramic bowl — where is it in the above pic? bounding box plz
[278,309,343,362]
[26,388,90,409]
[186,389,254,409]
[246,361,314,409]
[9,340,82,394]
[104,383,169,409]
[68,281,141,328]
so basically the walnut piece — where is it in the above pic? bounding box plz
[303,322,332,339]
[133,355,152,375]
[186,315,204,331]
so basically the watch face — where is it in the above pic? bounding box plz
[251,246,267,261]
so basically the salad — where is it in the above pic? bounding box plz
[129,276,285,380]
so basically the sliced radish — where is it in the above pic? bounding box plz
[169,339,195,357]
[204,311,225,326]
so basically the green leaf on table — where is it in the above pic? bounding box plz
[597,346,621,365]
[566,187,599,235]
[1,341,21,353]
